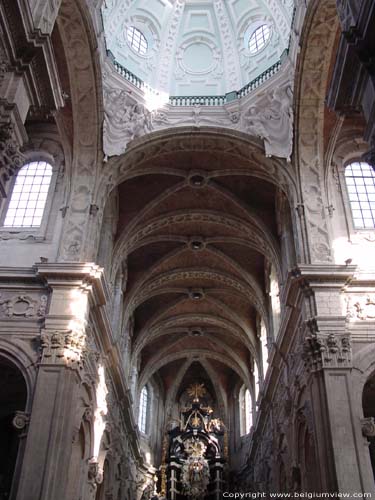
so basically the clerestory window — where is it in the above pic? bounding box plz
[239,385,253,436]
[2,161,53,228]
[345,161,375,229]
[138,385,149,434]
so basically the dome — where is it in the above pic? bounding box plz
[102,0,295,97]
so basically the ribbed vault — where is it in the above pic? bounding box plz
[104,128,297,426]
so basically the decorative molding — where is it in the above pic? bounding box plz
[103,87,153,157]
[40,328,92,368]
[361,417,375,438]
[29,0,62,35]
[0,293,48,318]
[346,295,375,321]
[12,411,30,431]
[302,333,352,370]
[296,0,338,263]
[243,82,293,160]
[0,119,25,183]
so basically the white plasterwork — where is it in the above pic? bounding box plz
[102,56,294,160]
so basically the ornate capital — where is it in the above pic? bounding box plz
[40,327,91,369]
[303,333,351,370]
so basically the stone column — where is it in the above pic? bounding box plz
[15,263,103,500]
[300,267,375,495]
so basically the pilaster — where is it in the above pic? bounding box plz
[15,263,105,500]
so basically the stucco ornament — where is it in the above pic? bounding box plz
[243,83,293,160]
[103,87,153,157]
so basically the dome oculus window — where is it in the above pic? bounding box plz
[3,161,53,228]
[127,26,148,55]
[248,24,271,54]
[345,161,375,229]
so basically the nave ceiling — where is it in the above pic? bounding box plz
[102,129,297,413]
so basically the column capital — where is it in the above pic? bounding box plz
[302,332,352,371]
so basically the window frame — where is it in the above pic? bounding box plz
[239,384,253,437]
[0,152,58,239]
[343,161,375,231]
[126,26,148,56]
[138,385,150,435]
[248,24,271,55]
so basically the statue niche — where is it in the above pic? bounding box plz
[161,383,226,500]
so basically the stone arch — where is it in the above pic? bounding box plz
[294,0,340,263]
[0,354,28,500]
[56,0,103,262]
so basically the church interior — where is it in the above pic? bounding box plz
[0,0,375,498]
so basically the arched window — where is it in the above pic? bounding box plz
[239,385,253,436]
[244,389,252,434]
[3,161,53,228]
[345,161,375,229]
[138,385,149,434]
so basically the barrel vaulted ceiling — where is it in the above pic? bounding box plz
[102,0,294,96]
[106,130,296,408]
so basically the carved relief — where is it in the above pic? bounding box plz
[297,1,338,263]
[0,120,25,182]
[346,295,375,321]
[57,0,101,262]
[302,333,352,370]
[361,417,375,438]
[0,293,48,318]
[40,327,91,368]
[243,83,294,160]
[103,87,153,157]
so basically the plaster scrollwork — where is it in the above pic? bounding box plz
[243,83,294,160]
[346,295,375,321]
[0,293,48,318]
[302,333,352,370]
[12,411,30,431]
[103,87,153,157]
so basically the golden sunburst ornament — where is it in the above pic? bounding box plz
[187,383,206,402]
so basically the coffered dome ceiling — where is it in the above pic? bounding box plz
[102,0,294,96]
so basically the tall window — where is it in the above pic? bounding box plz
[345,161,375,229]
[245,389,252,434]
[240,385,253,436]
[3,161,53,228]
[138,385,149,434]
